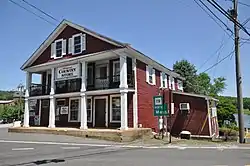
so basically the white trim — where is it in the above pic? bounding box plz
[87,97,92,123]
[54,38,64,59]
[54,92,81,98]
[132,58,138,128]
[160,72,167,88]
[110,94,121,123]
[72,33,83,55]
[38,99,41,126]
[146,65,155,85]
[68,97,80,122]
[93,96,108,127]
[207,100,212,137]
[112,60,120,82]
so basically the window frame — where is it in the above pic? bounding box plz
[160,72,168,88]
[112,61,120,82]
[146,65,155,85]
[87,97,92,122]
[177,80,183,91]
[110,94,121,123]
[68,98,80,122]
[72,33,82,55]
[54,39,64,59]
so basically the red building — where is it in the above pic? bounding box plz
[21,20,219,137]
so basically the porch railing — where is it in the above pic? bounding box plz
[29,83,50,96]
[87,74,134,91]
[55,78,81,94]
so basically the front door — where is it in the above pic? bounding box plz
[94,97,107,128]
[40,99,50,127]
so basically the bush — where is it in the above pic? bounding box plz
[219,127,238,136]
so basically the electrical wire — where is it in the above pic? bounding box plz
[202,39,248,73]
[8,0,57,26]
[224,0,250,8]
[207,0,250,36]
[22,0,59,22]
[194,0,234,39]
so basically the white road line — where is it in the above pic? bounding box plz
[1,140,250,150]
[61,147,81,150]
[12,148,34,151]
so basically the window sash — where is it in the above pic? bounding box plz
[73,34,82,54]
[110,96,121,122]
[69,99,79,122]
[55,41,63,57]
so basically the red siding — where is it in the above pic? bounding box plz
[136,60,161,132]
[168,93,210,136]
[30,25,120,67]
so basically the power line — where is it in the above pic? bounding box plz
[202,40,247,73]
[194,0,234,38]
[224,0,250,8]
[22,0,59,22]
[8,0,56,26]
[207,0,250,36]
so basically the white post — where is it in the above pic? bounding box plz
[132,58,138,128]
[120,91,128,130]
[48,68,55,128]
[23,72,31,127]
[48,96,55,128]
[119,54,128,89]
[80,61,88,129]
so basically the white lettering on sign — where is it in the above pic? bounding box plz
[56,64,79,80]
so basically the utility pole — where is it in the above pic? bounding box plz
[232,0,245,143]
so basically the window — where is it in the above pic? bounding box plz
[87,66,94,85]
[51,39,66,59]
[87,98,92,122]
[113,61,120,82]
[146,65,155,85]
[71,33,86,55]
[160,72,167,88]
[177,80,183,91]
[110,95,121,122]
[56,99,66,121]
[69,98,80,122]
[171,77,175,90]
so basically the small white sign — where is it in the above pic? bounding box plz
[211,107,217,117]
[171,103,175,115]
[60,106,69,114]
[56,64,80,80]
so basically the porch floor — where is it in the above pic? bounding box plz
[8,127,152,142]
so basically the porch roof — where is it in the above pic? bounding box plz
[173,91,219,101]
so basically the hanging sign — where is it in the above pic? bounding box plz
[60,106,69,114]
[56,64,80,80]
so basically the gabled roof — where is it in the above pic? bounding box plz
[21,19,184,80]
[21,19,125,70]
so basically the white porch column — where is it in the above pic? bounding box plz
[23,72,32,127]
[80,61,88,129]
[120,91,128,130]
[119,54,128,89]
[132,58,138,128]
[48,68,55,128]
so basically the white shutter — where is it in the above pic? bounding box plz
[81,34,86,51]
[68,38,73,54]
[152,69,156,85]
[62,39,66,55]
[146,65,149,83]
[51,43,55,58]
[172,77,176,90]
[160,72,163,87]
[168,76,172,89]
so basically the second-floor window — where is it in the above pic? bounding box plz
[113,61,120,82]
[160,72,167,88]
[146,65,156,85]
[51,39,66,59]
[177,80,183,91]
[68,33,86,55]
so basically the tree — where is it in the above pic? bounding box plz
[216,96,237,127]
[173,59,226,96]
[0,104,22,122]
[173,60,197,92]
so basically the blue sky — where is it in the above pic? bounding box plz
[0,0,249,96]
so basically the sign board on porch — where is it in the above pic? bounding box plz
[60,106,69,114]
[56,64,80,80]
[153,96,168,116]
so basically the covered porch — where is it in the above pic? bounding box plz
[23,49,138,131]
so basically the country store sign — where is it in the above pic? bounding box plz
[56,64,80,80]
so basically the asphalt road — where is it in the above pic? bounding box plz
[0,127,250,166]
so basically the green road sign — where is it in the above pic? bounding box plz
[153,96,168,116]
